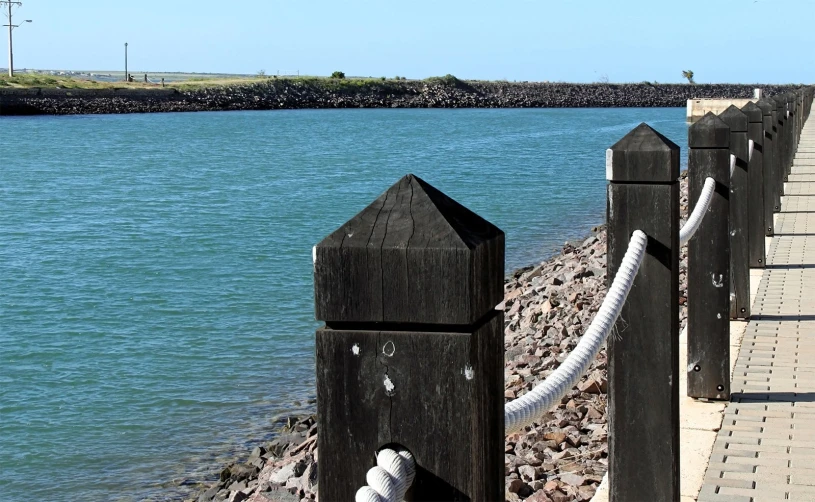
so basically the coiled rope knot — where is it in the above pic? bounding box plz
[355,447,416,502]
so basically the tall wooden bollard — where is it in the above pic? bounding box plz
[791,93,797,155]
[687,112,731,400]
[719,106,750,319]
[773,95,788,196]
[313,174,505,501]
[756,98,776,235]
[795,92,801,152]
[741,101,766,268]
[607,124,680,501]
[767,98,781,216]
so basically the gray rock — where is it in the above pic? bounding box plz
[270,463,296,484]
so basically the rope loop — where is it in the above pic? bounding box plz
[355,447,416,502]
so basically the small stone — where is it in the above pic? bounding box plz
[518,464,537,481]
[270,463,296,484]
[559,472,585,486]
[507,478,526,493]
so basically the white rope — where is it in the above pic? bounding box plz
[504,230,648,433]
[680,177,716,246]
[355,448,416,502]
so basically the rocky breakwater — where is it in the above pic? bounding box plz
[185,173,691,502]
[0,79,799,115]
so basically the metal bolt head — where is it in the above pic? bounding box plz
[717,384,725,392]
[694,365,701,372]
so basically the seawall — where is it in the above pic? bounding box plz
[0,81,801,115]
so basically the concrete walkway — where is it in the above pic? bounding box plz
[698,121,815,501]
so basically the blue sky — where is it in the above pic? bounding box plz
[4,0,812,83]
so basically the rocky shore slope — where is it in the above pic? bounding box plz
[181,172,691,502]
[0,80,798,115]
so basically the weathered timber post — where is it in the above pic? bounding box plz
[719,106,750,319]
[607,124,680,501]
[742,101,766,268]
[773,95,788,197]
[687,112,731,400]
[756,99,776,235]
[789,92,796,171]
[796,91,802,147]
[313,174,505,501]
[767,98,781,216]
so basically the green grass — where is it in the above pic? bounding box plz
[0,73,165,90]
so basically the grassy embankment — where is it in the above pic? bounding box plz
[0,73,430,91]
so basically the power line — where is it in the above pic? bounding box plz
[1,1,30,77]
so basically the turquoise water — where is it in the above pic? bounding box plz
[0,108,688,501]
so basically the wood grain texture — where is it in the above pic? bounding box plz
[687,146,731,400]
[607,124,679,502]
[688,112,730,149]
[607,123,680,182]
[607,182,679,502]
[314,174,504,325]
[315,314,504,501]
[719,106,750,319]
[742,102,766,268]
[757,98,777,232]
[773,96,788,197]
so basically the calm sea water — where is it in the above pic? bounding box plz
[0,108,688,501]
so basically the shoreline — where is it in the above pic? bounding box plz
[0,81,799,115]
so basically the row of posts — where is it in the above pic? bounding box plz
[610,86,814,501]
[310,86,813,501]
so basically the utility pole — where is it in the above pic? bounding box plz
[124,42,128,82]
[1,1,27,77]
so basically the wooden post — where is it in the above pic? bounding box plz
[313,174,505,501]
[789,92,796,173]
[607,123,680,501]
[773,95,788,198]
[741,101,766,268]
[719,106,750,319]
[756,99,776,235]
[768,98,781,215]
[687,112,731,400]
[794,92,801,154]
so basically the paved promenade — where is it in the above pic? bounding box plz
[699,120,815,501]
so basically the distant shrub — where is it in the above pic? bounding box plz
[426,74,461,86]
[331,71,346,79]
[257,69,266,77]
[380,76,386,81]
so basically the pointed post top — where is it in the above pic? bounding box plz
[756,97,776,115]
[719,105,748,133]
[772,94,788,111]
[740,101,762,123]
[314,174,504,325]
[689,112,730,149]
[606,123,679,183]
